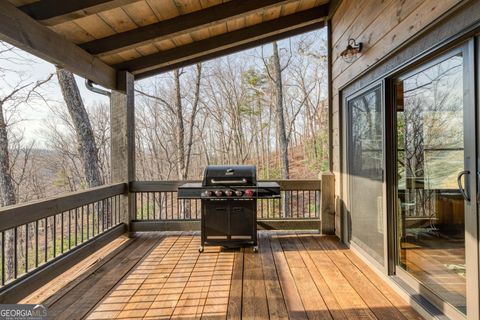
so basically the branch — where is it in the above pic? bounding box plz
[135,88,175,114]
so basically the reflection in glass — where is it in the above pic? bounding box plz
[395,54,466,313]
[348,86,384,265]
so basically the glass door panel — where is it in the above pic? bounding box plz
[395,52,470,314]
[348,85,385,265]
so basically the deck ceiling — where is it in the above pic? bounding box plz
[3,0,329,87]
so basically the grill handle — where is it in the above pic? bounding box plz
[210,178,247,184]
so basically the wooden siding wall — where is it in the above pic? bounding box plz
[330,0,465,238]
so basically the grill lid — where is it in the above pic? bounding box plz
[202,165,256,186]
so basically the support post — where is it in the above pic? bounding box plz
[111,71,135,233]
[320,172,335,235]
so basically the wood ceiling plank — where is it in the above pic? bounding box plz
[117,48,143,60]
[190,27,212,41]
[171,33,194,47]
[100,53,126,65]
[208,22,228,38]
[297,0,317,11]
[74,14,117,39]
[80,0,302,56]
[122,0,159,26]
[200,0,225,9]
[281,1,300,16]
[98,7,138,33]
[226,16,246,32]
[145,0,180,20]
[263,5,282,21]
[49,21,96,44]
[18,0,143,26]
[135,43,160,56]
[154,39,177,51]
[245,10,264,27]
[175,0,203,15]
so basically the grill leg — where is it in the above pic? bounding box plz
[198,245,204,253]
[253,246,258,253]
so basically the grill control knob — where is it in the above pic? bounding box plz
[235,190,243,197]
[245,189,254,197]
[205,190,213,197]
[225,190,233,197]
[215,190,223,197]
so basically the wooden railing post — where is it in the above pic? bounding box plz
[320,172,335,235]
[111,71,135,233]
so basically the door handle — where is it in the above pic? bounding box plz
[457,170,470,202]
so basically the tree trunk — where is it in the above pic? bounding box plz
[174,69,186,180]
[184,64,202,179]
[56,68,102,188]
[0,103,16,206]
[272,41,289,179]
[0,101,16,280]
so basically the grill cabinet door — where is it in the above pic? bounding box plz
[203,200,229,238]
[229,200,255,239]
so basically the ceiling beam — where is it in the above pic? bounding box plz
[80,0,302,57]
[116,6,328,75]
[0,0,117,89]
[18,0,141,26]
[135,21,325,80]
[328,0,343,18]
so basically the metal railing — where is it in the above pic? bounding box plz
[130,180,321,221]
[0,183,126,289]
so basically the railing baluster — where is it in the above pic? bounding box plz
[44,218,47,263]
[310,190,313,218]
[96,202,99,236]
[14,227,18,279]
[81,205,85,243]
[116,195,119,225]
[35,220,38,268]
[75,208,78,247]
[171,192,174,220]
[140,192,144,220]
[146,192,150,220]
[25,224,28,273]
[1,231,4,285]
[86,204,90,240]
[68,210,72,250]
[61,212,64,254]
[103,200,106,230]
[108,197,112,228]
[53,215,56,258]
[92,202,95,237]
[302,191,305,218]
[195,199,198,219]
[113,195,117,225]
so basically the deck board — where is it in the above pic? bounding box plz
[22,231,424,320]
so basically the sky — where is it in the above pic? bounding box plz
[0,46,109,146]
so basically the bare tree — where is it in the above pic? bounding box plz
[264,41,290,179]
[0,42,52,280]
[56,67,102,188]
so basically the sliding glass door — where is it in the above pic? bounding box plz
[346,85,385,266]
[393,43,478,319]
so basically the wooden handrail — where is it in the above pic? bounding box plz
[0,183,126,232]
[130,179,321,192]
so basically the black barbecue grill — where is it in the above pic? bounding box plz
[178,165,280,252]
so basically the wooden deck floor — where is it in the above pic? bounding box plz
[21,231,424,320]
